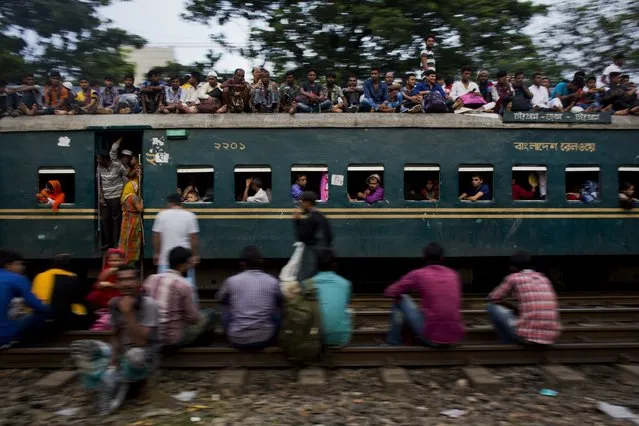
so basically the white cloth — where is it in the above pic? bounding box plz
[182,86,199,105]
[449,81,480,101]
[247,188,270,203]
[599,63,622,87]
[152,208,200,266]
[529,84,550,108]
[197,82,222,100]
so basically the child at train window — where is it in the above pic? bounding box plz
[36,180,65,212]
[184,190,201,203]
[349,174,385,204]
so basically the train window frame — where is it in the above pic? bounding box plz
[403,164,440,202]
[234,165,273,203]
[291,165,329,202]
[177,166,215,205]
[458,165,494,203]
[512,165,547,202]
[347,164,385,204]
[565,166,600,203]
[37,167,76,206]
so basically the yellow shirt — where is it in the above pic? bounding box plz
[32,268,87,315]
[75,89,98,105]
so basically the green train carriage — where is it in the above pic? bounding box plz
[1,114,638,288]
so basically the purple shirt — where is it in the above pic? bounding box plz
[384,265,465,344]
[365,186,384,204]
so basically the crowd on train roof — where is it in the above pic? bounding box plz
[1,35,638,117]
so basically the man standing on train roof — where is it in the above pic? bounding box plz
[487,251,561,346]
[293,191,333,281]
[152,194,201,305]
[384,242,464,346]
[97,147,128,249]
[459,174,491,201]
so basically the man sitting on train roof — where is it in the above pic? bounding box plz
[217,68,252,114]
[252,68,280,113]
[361,67,391,112]
[549,76,585,111]
[349,174,385,204]
[36,180,65,212]
[140,69,166,114]
[116,73,141,114]
[342,74,364,113]
[196,70,224,113]
[487,251,561,346]
[243,177,270,203]
[278,70,300,114]
[384,242,465,347]
[291,174,307,201]
[459,174,491,202]
[144,247,216,350]
[216,246,282,351]
[296,69,331,113]
[601,72,639,116]
[42,70,70,115]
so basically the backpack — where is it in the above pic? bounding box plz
[278,278,324,365]
[423,90,448,113]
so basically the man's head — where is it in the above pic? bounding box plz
[609,71,622,84]
[471,174,483,188]
[405,73,416,87]
[261,69,271,84]
[97,150,111,167]
[49,71,62,86]
[169,75,180,89]
[79,78,90,90]
[104,75,114,88]
[542,77,550,88]
[251,177,263,192]
[169,246,192,275]
[621,74,630,84]
[167,193,183,207]
[188,71,201,86]
[367,174,381,191]
[425,179,435,191]
[586,76,596,89]
[123,74,134,87]
[285,70,296,85]
[532,72,543,86]
[317,248,337,272]
[233,68,245,83]
[22,73,35,86]
[574,70,586,80]
[347,74,358,88]
[613,53,625,66]
[252,66,262,82]
[52,253,72,270]
[326,71,336,86]
[424,34,436,49]
[460,66,472,82]
[295,174,307,188]
[496,70,508,84]
[117,264,140,296]
[477,70,489,83]
[370,67,381,82]
[0,250,25,275]
[299,190,318,212]
[568,77,585,91]
[423,242,443,265]
[385,72,395,86]
[514,71,525,85]
[307,69,317,83]
[240,245,262,269]
[147,70,161,83]
[425,70,437,84]
[621,181,635,197]
[509,250,532,273]
[207,71,218,86]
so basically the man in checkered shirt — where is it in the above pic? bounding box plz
[487,251,561,345]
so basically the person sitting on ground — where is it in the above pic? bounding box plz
[550,77,585,111]
[296,69,331,113]
[65,77,99,115]
[98,75,118,114]
[242,177,270,203]
[116,74,141,114]
[160,75,190,114]
[311,248,352,348]
[325,71,346,112]
[349,174,385,204]
[510,71,533,112]
[459,174,491,201]
[291,174,307,201]
[196,71,223,113]
[140,69,166,114]
[32,254,91,332]
[216,246,282,350]
[218,68,252,113]
[487,251,560,346]
[36,180,65,212]
[417,70,448,113]
[0,80,18,117]
[71,265,159,415]
[0,250,50,349]
[252,69,280,113]
[619,182,638,209]
[512,178,537,200]
[384,242,464,346]
[477,70,494,103]
[144,247,216,349]
[12,73,42,116]
[361,67,390,112]
[529,72,553,110]
[401,73,424,113]
[342,74,364,113]
[490,70,514,114]
[279,70,300,114]
[449,66,480,109]
[42,70,70,114]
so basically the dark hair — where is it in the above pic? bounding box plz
[510,250,532,271]
[496,70,508,78]
[147,69,160,79]
[169,246,192,270]
[23,73,34,78]
[52,254,72,269]
[190,71,202,82]
[514,71,524,78]
[444,76,454,86]
[348,74,358,80]
[98,150,111,161]
[614,53,625,60]
[251,177,263,188]
[78,77,89,82]
[405,73,416,80]
[424,34,436,41]
[423,242,443,264]
[424,70,436,77]
[587,76,596,82]
[326,71,336,78]
[532,72,543,80]
[285,70,295,77]
[167,193,182,205]
[621,74,630,79]
[0,249,23,269]
[610,71,622,79]
[570,77,585,88]
[574,70,586,78]
[234,68,244,75]
[295,173,306,182]
[261,69,270,76]
[370,67,381,73]
[241,245,262,268]
[123,74,134,80]
[461,66,473,73]
[471,173,483,180]
[317,248,336,272]
[300,191,318,204]
[104,75,114,81]
[307,68,317,75]
[0,80,6,88]
[49,70,61,78]
[169,74,180,82]
[620,181,634,191]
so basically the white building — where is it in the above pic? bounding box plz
[127,47,176,83]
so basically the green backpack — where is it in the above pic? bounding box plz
[278,278,324,364]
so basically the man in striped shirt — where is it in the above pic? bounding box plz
[420,34,437,72]
[216,246,282,350]
[487,251,561,345]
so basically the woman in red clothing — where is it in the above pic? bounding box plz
[86,249,125,329]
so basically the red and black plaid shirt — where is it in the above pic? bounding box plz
[489,269,561,345]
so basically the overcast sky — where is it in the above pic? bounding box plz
[99,0,558,73]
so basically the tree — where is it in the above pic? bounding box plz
[152,51,223,80]
[0,0,145,83]
[183,0,550,80]
[537,0,639,79]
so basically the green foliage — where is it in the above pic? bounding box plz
[152,51,223,80]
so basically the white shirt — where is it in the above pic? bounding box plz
[450,81,480,101]
[247,188,270,203]
[152,208,200,266]
[197,82,222,100]
[599,63,622,87]
[529,84,549,107]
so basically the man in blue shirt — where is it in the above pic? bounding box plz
[549,77,585,110]
[0,250,50,348]
[311,248,352,347]
[361,67,390,112]
[291,174,307,201]
[459,174,491,201]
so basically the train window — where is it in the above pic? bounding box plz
[37,168,75,204]
[618,167,639,201]
[177,166,214,203]
[234,165,272,203]
[512,166,547,201]
[347,164,385,203]
[291,165,329,202]
[458,166,494,202]
[565,166,600,203]
[404,164,440,201]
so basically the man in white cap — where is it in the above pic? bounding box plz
[109,138,139,179]
[196,71,223,113]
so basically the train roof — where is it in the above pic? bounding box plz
[1,114,638,132]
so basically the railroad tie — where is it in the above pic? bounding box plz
[540,365,587,388]
[461,367,501,392]
[297,367,327,386]
[617,364,639,385]
[379,367,412,387]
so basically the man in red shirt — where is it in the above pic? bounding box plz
[488,251,561,345]
[384,243,464,346]
[512,179,537,200]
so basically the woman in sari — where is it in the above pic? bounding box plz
[118,173,143,265]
